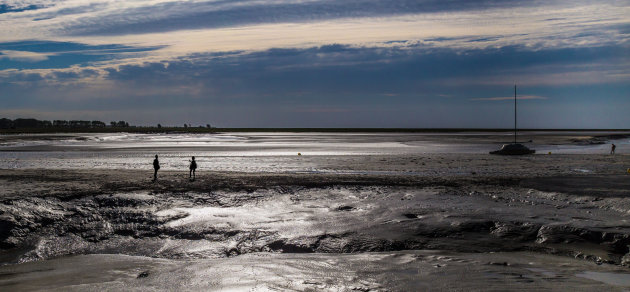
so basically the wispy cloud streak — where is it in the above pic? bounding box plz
[0,50,51,62]
[470,95,547,101]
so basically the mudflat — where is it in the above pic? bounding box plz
[1,133,630,291]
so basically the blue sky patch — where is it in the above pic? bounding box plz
[0,4,41,14]
[0,41,163,69]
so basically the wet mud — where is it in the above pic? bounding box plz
[1,168,630,268]
[3,251,630,291]
[1,148,630,290]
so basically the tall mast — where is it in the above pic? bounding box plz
[514,84,517,143]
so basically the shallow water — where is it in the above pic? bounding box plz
[0,132,627,171]
[576,271,630,286]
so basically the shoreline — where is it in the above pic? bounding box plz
[2,128,630,135]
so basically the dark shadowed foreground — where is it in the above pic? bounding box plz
[1,153,630,290]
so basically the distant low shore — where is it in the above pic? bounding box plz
[1,127,630,134]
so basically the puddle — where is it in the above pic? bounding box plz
[576,271,630,286]
[527,268,556,277]
[157,199,331,237]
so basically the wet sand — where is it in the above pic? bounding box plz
[1,133,630,290]
[3,252,630,291]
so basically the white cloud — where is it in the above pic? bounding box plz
[49,4,625,72]
[0,1,628,88]
[1,1,628,64]
[0,50,52,62]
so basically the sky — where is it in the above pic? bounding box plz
[0,0,629,128]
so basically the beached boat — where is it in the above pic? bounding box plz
[490,85,535,155]
[490,142,535,155]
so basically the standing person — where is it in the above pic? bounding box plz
[189,156,197,181]
[153,154,160,182]
[611,144,616,155]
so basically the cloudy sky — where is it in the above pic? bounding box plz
[1,0,629,128]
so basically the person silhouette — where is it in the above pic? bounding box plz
[153,155,160,182]
[189,156,197,181]
[611,144,616,155]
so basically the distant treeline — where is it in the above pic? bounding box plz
[0,118,130,129]
[0,118,217,133]
[2,118,628,134]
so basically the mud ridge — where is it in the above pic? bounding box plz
[1,184,630,267]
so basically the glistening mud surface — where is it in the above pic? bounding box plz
[3,251,630,291]
[1,150,630,290]
[2,167,630,266]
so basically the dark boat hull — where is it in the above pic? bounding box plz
[490,143,535,155]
